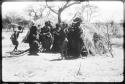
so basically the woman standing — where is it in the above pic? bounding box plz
[28,23,39,55]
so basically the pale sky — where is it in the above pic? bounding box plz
[2,1,123,23]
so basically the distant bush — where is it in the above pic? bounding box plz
[116,34,123,38]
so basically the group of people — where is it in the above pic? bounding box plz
[10,17,89,59]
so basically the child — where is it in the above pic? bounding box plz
[10,25,24,52]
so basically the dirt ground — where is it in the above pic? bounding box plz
[2,30,124,82]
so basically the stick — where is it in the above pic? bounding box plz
[106,24,114,58]
[10,49,29,55]
[76,59,82,76]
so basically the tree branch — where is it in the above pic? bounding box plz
[66,1,81,9]
[60,1,80,12]
[46,0,58,14]
[62,0,69,9]
[70,12,77,21]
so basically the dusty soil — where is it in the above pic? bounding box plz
[2,30,124,82]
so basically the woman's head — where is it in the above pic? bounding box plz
[18,26,22,30]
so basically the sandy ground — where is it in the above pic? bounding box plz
[2,30,124,82]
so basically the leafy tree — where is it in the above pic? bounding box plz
[2,12,30,31]
[25,3,46,21]
[2,15,11,29]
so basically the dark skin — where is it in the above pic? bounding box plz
[10,26,24,52]
[39,21,54,51]
[51,24,62,52]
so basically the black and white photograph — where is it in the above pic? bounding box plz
[2,0,124,82]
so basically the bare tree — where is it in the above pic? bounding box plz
[75,2,98,23]
[46,0,81,24]
[86,4,98,23]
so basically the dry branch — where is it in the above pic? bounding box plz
[45,1,58,14]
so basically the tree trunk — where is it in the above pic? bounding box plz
[58,10,62,24]
[46,0,80,24]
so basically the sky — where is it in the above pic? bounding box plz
[2,1,123,23]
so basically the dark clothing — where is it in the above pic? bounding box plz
[67,26,83,57]
[29,40,39,55]
[29,25,38,42]
[39,25,53,51]
[41,26,51,34]
[93,33,100,44]
[40,25,51,41]
[52,26,69,58]
[22,31,30,43]
[28,25,39,55]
